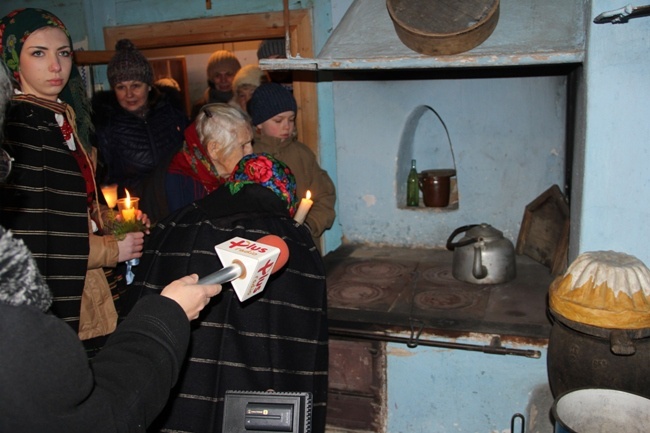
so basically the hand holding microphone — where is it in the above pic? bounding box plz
[198,235,290,302]
[161,274,222,320]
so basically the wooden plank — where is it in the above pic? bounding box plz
[103,10,308,51]
[516,184,570,276]
[289,11,318,153]
[74,50,114,65]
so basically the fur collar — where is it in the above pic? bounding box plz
[0,226,52,311]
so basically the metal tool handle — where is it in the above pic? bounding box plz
[594,4,650,24]
[198,264,242,285]
[511,413,525,433]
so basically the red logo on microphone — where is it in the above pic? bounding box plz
[228,239,268,253]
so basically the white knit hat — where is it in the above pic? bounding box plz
[232,65,268,91]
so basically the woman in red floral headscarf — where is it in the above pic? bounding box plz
[0,8,148,356]
[140,102,254,222]
[130,153,328,433]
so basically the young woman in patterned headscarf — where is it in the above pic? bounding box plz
[0,8,148,355]
[129,153,329,433]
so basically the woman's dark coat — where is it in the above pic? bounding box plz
[0,226,192,433]
[93,90,188,197]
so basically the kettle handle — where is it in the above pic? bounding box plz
[446,224,479,250]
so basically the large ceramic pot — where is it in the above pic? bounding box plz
[546,251,650,398]
[547,313,650,398]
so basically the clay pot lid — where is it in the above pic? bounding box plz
[421,169,456,178]
[549,251,650,329]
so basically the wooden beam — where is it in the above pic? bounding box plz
[102,10,308,51]
[289,11,318,153]
[74,50,114,65]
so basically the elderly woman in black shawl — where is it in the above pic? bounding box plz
[130,153,329,433]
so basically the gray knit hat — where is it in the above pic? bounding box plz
[248,83,297,126]
[206,50,241,79]
[257,38,286,60]
[107,39,154,87]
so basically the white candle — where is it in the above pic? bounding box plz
[121,206,136,222]
[294,190,313,224]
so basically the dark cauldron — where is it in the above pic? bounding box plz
[547,312,650,399]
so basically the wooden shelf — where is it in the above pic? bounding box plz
[261,0,586,71]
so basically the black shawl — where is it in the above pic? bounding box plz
[130,184,329,433]
[0,96,90,332]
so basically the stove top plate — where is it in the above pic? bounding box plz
[324,245,554,339]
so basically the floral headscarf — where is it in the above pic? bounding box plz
[168,121,224,194]
[0,8,93,151]
[227,153,298,217]
[1,8,69,77]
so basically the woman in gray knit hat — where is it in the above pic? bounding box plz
[93,39,189,214]
[190,49,241,120]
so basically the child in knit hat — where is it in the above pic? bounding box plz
[256,38,293,93]
[248,83,336,245]
[257,38,286,60]
[191,49,241,119]
[229,64,269,114]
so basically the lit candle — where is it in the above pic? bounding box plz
[117,189,139,223]
[294,190,313,224]
[100,184,118,209]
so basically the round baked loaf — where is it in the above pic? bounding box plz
[549,251,650,329]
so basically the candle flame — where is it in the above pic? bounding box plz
[306,190,311,200]
[125,189,131,209]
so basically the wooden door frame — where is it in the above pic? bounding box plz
[74,9,318,152]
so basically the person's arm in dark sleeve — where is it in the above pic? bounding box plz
[89,294,190,432]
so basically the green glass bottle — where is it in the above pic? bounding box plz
[406,159,419,206]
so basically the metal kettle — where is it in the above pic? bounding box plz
[446,223,516,284]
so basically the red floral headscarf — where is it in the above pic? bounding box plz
[227,153,298,217]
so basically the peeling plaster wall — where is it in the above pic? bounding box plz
[387,339,552,433]
[573,0,650,265]
[333,75,567,247]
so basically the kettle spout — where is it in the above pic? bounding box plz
[472,242,488,279]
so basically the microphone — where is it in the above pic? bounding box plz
[198,235,289,302]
